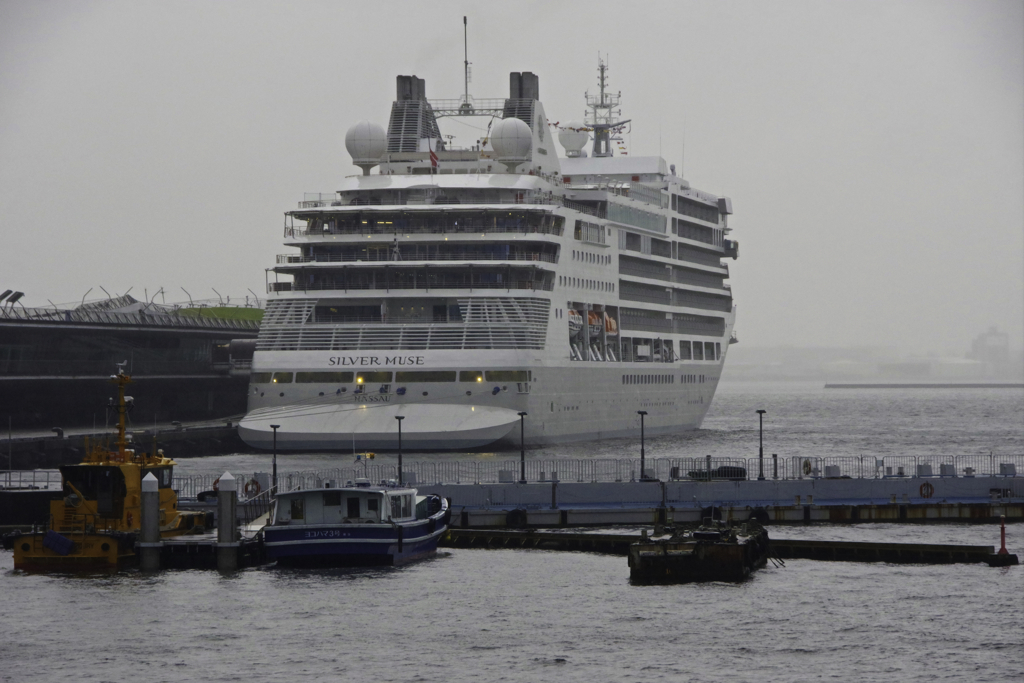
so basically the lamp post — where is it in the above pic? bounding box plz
[270,424,280,490]
[756,409,766,480]
[637,410,648,480]
[517,412,528,483]
[395,415,404,486]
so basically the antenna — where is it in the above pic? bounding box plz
[459,16,473,114]
[464,17,469,102]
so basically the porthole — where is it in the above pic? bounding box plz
[260,392,264,397]
[422,391,429,396]
[101,543,110,552]
[279,392,284,397]
[319,392,324,397]
[20,543,29,552]
[466,391,472,396]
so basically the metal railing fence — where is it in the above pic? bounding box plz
[1,469,62,490]
[165,454,1024,500]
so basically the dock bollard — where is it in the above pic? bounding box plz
[217,471,239,571]
[139,472,162,571]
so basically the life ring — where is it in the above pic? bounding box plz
[212,477,220,492]
[919,482,934,499]
[244,479,261,497]
[802,459,812,476]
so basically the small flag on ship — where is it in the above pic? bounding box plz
[429,140,439,169]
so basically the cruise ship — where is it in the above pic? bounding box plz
[239,62,739,451]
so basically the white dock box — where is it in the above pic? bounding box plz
[824,465,841,478]
[498,470,514,483]
[999,463,1017,476]
[916,464,933,477]
[940,464,957,477]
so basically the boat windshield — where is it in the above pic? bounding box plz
[61,465,127,518]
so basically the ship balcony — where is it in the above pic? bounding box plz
[275,251,558,265]
[285,221,566,240]
[266,266,555,294]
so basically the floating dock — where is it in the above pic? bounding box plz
[442,529,1017,566]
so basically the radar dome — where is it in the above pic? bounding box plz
[489,117,533,170]
[558,121,589,157]
[345,121,387,174]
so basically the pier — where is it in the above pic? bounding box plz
[441,528,1018,566]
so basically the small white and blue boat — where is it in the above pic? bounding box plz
[264,480,450,567]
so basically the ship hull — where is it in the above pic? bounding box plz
[239,351,728,451]
[264,515,449,567]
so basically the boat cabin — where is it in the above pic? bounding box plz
[272,486,418,526]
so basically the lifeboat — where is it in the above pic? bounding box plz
[605,313,619,336]
[588,311,603,338]
[567,309,583,335]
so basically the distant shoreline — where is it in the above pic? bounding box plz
[824,383,1024,389]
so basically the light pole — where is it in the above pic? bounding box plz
[637,411,648,480]
[756,409,766,481]
[270,424,280,490]
[395,415,404,486]
[518,412,528,483]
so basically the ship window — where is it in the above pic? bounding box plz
[367,498,378,513]
[272,372,293,384]
[716,342,721,359]
[356,371,393,383]
[485,370,530,382]
[390,496,402,519]
[297,372,354,383]
[142,467,174,489]
[323,491,342,506]
[459,371,484,382]
[705,342,715,360]
[347,497,360,518]
[396,371,456,382]
[290,498,304,520]
[693,343,704,361]
[250,373,272,384]
[402,495,412,518]
[679,341,692,360]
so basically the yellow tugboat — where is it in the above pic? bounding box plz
[9,365,208,570]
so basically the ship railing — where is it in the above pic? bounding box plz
[276,252,558,265]
[1,469,62,490]
[296,195,566,210]
[560,198,605,218]
[270,280,554,294]
[286,223,565,239]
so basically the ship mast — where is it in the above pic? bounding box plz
[459,16,473,114]
[112,364,132,461]
[585,56,630,158]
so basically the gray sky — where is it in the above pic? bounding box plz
[2,0,1021,355]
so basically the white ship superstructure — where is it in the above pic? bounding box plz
[239,63,740,450]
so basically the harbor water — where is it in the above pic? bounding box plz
[2,381,1022,682]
